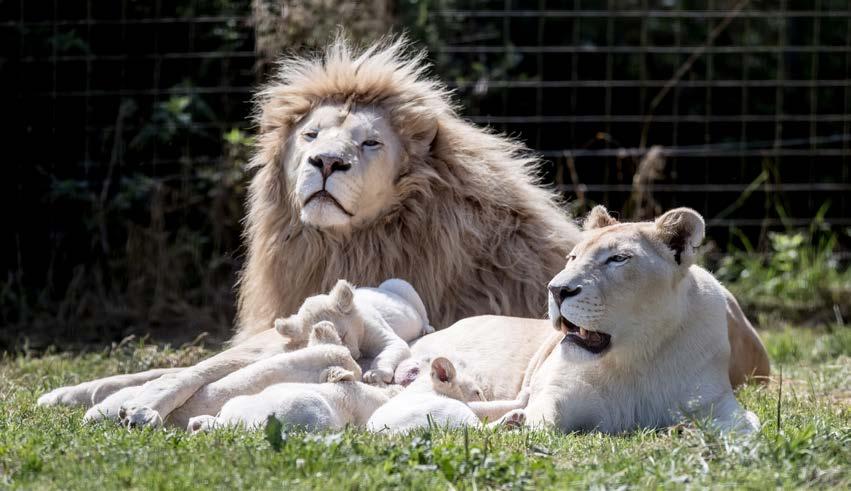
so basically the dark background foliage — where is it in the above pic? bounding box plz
[3,0,849,350]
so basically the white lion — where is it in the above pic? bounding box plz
[368,356,527,433]
[275,278,433,385]
[188,381,402,433]
[522,206,761,434]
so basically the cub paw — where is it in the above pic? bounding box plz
[422,325,436,335]
[363,369,393,386]
[120,405,163,429]
[187,415,218,433]
[321,366,357,383]
[499,409,526,429]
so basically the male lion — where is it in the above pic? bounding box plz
[38,36,768,427]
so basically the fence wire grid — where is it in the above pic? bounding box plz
[5,0,851,242]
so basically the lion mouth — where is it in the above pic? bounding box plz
[305,190,353,217]
[560,317,611,354]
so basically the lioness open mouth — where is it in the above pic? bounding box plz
[560,317,611,354]
[305,190,353,216]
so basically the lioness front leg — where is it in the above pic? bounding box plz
[468,387,531,422]
[38,367,183,408]
[120,329,286,428]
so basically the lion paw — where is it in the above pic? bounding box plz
[120,405,163,429]
[363,369,393,386]
[321,366,357,383]
[37,385,92,408]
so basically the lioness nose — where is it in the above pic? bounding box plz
[549,284,582,304]
[308,154,352,179]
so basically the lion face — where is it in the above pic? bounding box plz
[284,103,405,230]
[546,206,706,358]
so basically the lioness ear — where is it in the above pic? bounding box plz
[331,279,355,313]
[430,357,456,384]
[583,205,619,230]
[308,321,342,346]
[654,207,705,267]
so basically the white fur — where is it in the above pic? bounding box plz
[368,357,527,433]
[524,207,760,434]
[189,381,400,433]
[276,279,432,386]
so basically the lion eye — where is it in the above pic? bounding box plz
[303,130,318,141]
[362,139,382,148]
[567,254,576,262]
[606,254,630,264]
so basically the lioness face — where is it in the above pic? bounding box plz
[547,206,705,358]
[284,103,404,230]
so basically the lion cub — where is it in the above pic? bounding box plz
[524,206,760,434]
[275,279,434,385]
[367,357,527,434]
[189,382,402,433]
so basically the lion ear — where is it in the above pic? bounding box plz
[583,205,619,230]
[430,357,456,385]
[654,208,705,267]
[331,279,355,313]
[408,119,439,157]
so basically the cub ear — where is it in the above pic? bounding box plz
[430,357,456,384]
[654,207,705,267]
[583,205,619,230]
[308,321,342,346]
[331,279,355,313]
[274,316,304,340]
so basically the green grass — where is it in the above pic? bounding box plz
[1,328,849,490]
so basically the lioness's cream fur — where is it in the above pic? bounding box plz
[368,357,526,433]
[275,279,432,384]
[524,207,760,434]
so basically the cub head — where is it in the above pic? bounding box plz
[275,279,365,359]
[547,206,706,359]
[429,357,486,403]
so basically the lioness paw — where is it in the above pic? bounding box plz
[321,366,357,383]
[120,405,163,429]
[363,369,393,386]
[498,409,526,429]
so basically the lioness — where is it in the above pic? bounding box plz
[523,206,760,433]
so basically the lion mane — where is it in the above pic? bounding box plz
[233,36,582,344]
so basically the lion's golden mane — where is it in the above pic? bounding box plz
[233,36,581,344]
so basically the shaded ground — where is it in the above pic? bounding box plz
[1,327,848,489]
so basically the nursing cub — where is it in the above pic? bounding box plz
[524,206,760,434]
[275,279,433,385]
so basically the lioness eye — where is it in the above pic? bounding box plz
[362,139,381,148]
[606,254,630,264]
[567,254,576,262]
[303,130,318,140]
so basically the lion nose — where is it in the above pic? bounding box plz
[549,284,582,305]
[308,154,352,179]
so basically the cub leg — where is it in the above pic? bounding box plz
[468,388,530,422]
[362,328,412,385]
